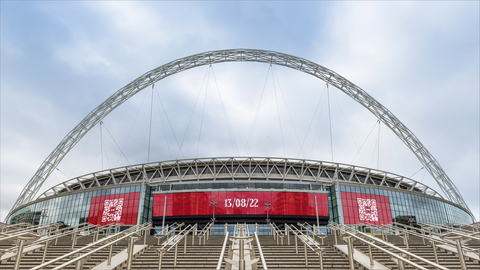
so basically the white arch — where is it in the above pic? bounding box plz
[7,49,474,220]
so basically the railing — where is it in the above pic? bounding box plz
[30,222,152,270]
[197,221,214,245]
[420,222,480,242]
[153,222,184,245]
[269,222,284,245]
[285,224,325,269]
[0,223,32,233]
[0,222,105,268]
[330,223,450,270]
[216,232,230,270]
[384,222,480,269]
[446,222,480,232]
[0,222,61,242]
[156,223,197,269]
[297,222,327,245]
[253,231,268,270]
[221,223,260,270]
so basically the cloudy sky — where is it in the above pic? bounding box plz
[1,1,479,221]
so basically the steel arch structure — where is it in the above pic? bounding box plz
[6,49,474,220]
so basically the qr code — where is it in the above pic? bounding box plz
[357,198,378,222]
[101,198,124,223]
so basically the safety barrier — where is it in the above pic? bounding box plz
[156,223,197,269]
[30,223,152,270]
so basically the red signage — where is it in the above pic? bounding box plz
[341,192,392,225]
[88,192,140,225]
[153,191,328,218]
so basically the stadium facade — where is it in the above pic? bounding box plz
[6,49,475,228]
[8,157,473,227]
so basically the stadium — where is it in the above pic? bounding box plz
[2,49,478,270]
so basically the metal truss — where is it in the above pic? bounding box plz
[35,157,442,200]
[7,49,473,220]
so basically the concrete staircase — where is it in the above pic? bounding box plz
[1,233,479,269]
[353,236,480,270]
[0,235,127,270]
[129,235,226,270]
[258,235,353,270]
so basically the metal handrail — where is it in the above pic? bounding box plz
[30,222,151,270]
[330,223,450,270]
[269,222,284,245]
[0,222,98,255]
[158,224,196,251]
[155,222,183,236]
[157,224,197,269]
[420,222,480,241]
[216,232,230,270]
[286,224,325,269]
[254,232,268,270]
[386,222,478,250]
[197,221,214,245]
[0,223,32,232]
[0,222,61,241]
[297,222,327,245]
[297,222,327,236]
[287,224,324,251]
[422,222,479,235]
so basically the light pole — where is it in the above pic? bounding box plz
[264,202,271,224]
[210,201,217,223]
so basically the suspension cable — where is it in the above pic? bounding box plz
[370,121,380,169]
[114,88,150,166]
[153,89,173,160]
[211,66,239,156]
[331,89,366,165]
[196,66,211,158]
[100,122,104,170]
[70,126,94,176]
[350,120,379,165]
[309,84,329,159]
[298,83,327,158]
[327,85,334,162]
[387,130,410,175]
[176,66,211,159]
[272,65,286,157]
[152,84,185,160]
[271,65,304,158]
[147,85,154,162]
[99,121,111,169]
[55,167,70,180]
[101,121,131,165]
[244,65,271,156]
[377,120,381,169]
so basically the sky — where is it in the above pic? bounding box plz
[1,1,479,222]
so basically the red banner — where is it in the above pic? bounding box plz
[341,192,392,225]
[153,191,328,217]
[88,192,140,225]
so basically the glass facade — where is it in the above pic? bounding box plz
[338,185,472,225]
[10,185,145,226]
[9,181,473,226]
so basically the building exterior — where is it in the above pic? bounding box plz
[8,157,473,227]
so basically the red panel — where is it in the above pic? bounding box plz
[341,192,392,225]
[152,191,329,219]
[88,192,140,225]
